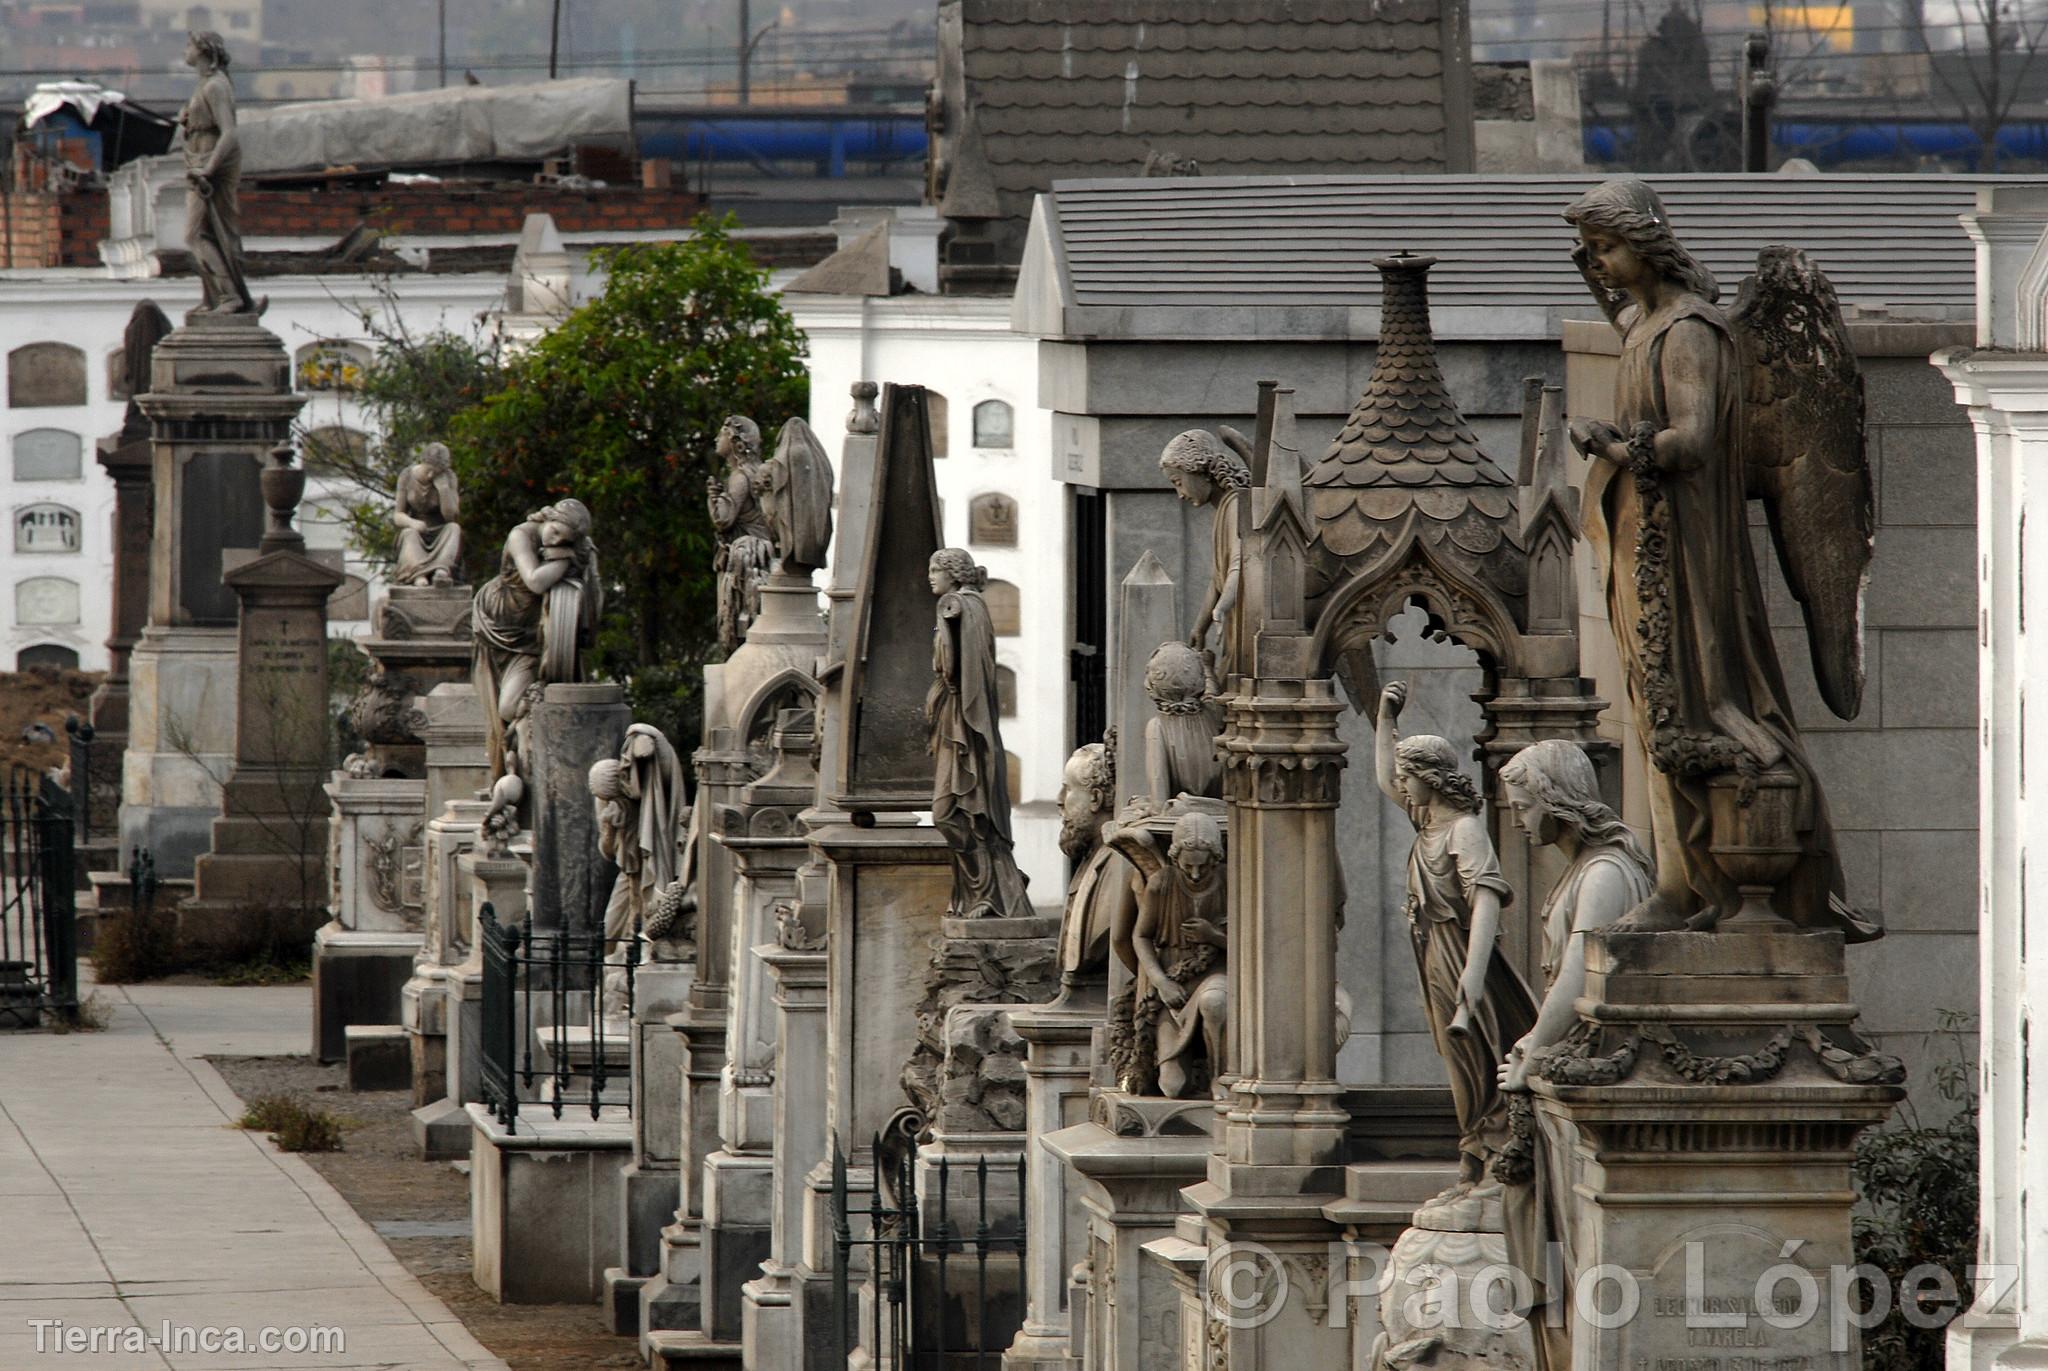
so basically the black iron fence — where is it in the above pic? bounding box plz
[831,1126,1028,1370]
[63,716,118,846]
[477,902,637,1135]
[0,766,76,1027]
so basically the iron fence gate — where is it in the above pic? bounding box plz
[0,766,76,1027]
[476,901,637,1135]
[831,1123,1027,1370]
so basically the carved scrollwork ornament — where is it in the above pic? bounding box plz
[1640,1022,1793,1085]
[1802,1024,1907,1085]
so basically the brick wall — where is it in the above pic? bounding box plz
[1,191,107,268]
[242,183,707,239]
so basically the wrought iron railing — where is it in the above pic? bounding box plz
[0,766,75,1027]
[831,1121,1028,1370]
[63,716,118,846]
[476,901,638,1136]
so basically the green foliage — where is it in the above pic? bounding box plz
[1852,1010,1980,1370]
[236,1095,345,1152]
[446,215,809,748]
[89,897,176,984]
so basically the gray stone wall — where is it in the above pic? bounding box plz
[1563,319,1978,1111]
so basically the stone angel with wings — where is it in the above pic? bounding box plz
[1564,177,1877,940]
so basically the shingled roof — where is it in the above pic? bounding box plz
[938,0,1472,282]
[1021,173,2000,333]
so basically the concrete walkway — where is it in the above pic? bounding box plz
[0,972,508,1371]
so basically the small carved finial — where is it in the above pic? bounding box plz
[848,381,880,435]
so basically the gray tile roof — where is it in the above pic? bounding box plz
[1039,174,2016,318]
[957,0,1464,251]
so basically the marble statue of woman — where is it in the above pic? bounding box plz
[591,722,690,1020]
[1375,680,1538,1188]
[472,500,601,834]
[1158,428,1252,679]
[1564,177,1876,939]
[392,443,463,586]
[709,416,774,653]
[1101,809,1229,1099]
[926,547,1032,919]
[176,31,256,318]
[1493,738,1654,1367]
[1141,640,1224,807]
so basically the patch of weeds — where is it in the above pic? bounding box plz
[90,903,177,984]
[235,1094,346,1153]
[46,992,113,1033]
[208,954,312,987]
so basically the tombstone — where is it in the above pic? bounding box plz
[7,341,86,407]
[985,578,1021,636]
[969,491,1019,547]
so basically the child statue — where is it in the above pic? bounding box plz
[1102,809,1229,1099]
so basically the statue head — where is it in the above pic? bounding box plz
[1144,641,1208,716]
[1167,810,1224,883]
[588,756,626,803]
[186,29,231,71]
[717,415,762,466]
[1158,430,1249,509]
[415,441,453,474]
[928,547,985,596]
[533,497,593,549]
[1393,734,1482,816]
[1057,742,1116,860]
[1564,177,1719,303]
[1499,739,1650,867]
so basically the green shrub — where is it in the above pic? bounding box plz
[235,1095,345,1153]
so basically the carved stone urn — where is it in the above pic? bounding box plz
[1706,766,1804,927]
[258,440,306,552]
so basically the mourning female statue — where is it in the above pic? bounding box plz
[927,547,1032,920]
[392,443,463,586]
[176,31,257,318]
[762,417,836,579]
[1101,809,1229,1099]
[1494,739,1654,1366]
[709,416,773,653]
[1564,177,1876,938]
[1141,641,1224,807]
[1158,428,1252,679]
[473,500,601,837]
[1376,680,1538,1188]
[591,723,692,1020]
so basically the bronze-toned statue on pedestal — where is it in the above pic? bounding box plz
[927,547,1032,919]
[1564,176,1877,939]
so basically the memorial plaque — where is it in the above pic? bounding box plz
[7,342,86,408]
[180,450,265,624]
[237,603,331,766]
[14,428,82,481]
[969,492,1018,547]
[986,579,1020,636]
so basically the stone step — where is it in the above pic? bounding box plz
[344,1024,411,1091]
[644,1330,743,1367]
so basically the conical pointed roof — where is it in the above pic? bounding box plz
[1311,254,1514,491]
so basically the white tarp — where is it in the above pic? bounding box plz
[237,77,632,175]
[23,82,130,129]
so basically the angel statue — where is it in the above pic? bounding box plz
[1158,428,1252,681]
[1101,809,1229,1099]
[927,548,1033,919]
[709,415,773,653]
[392,442,463,586]
[590,723,692,1022]
[1376,681,1539,1189]
[762,417,836,579]
[1564,177,1877,939]
[472,500,601,841]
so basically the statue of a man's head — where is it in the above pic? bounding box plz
[1057,742,1116,860]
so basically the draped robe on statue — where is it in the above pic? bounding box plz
[929,588,1032,919]
[1584,297,1874,936]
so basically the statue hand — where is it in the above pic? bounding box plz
[1182,916,1222,946]
[1569,417,1627,465]
[1458,961,1489,1015]
[1379,680,1408,720]
[1157,980,1188,1011]
[1498,1043,1531,1093]
[188,172,214,199]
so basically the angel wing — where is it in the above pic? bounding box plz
[1099,813,1167,887]
[1731,246,1873,720]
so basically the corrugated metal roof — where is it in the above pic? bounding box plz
[1045,174,2015,314]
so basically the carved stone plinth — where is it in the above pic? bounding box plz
[1003,1005,1097,1371]
[313,775,426,1062]
[602,956,697,1335]
[526,683,628,937]
[347,584,474,779]
[1529,929,1903,1368]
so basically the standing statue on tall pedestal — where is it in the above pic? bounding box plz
[709,415,772,653]
[1564,176,1877,938]
[1375,681,1538,1188]
[473,500,601,842]
[1100,809,1228,1099]
[1158,428,1252,680]
[175,30,258,318]
[1051,741,1138,1006]
[926,547,1032,919]
[392,443,464,586]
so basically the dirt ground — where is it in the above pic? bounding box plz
[0,667,102,774]
[208,1054,646,1371]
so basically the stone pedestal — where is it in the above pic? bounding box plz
[123,317,303,878]
[1004,1005,1098,1371]
[406,794,488,1157]
[527,682,629,936]
[1529,929,1902,1369]
[177,531,343,960]
[313,774,426,1062]
[89,404,154,747]
[602,951,698,1334]
[442,844,532,1149]
[347,584,474,779]
[468,1102,632,1304]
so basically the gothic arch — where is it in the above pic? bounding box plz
[736,666,822,749]
[1311,539,1522,683]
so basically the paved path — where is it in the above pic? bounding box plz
[0,974,508,1371]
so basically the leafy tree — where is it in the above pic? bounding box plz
[447,215,809,750]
